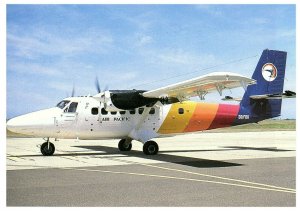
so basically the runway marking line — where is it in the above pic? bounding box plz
[58,166,295,194]
[6,153,35,162]
[108,157,296,192]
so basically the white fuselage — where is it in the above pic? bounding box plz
[7,96,170,143]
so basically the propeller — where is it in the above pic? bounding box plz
[95,76,109,93]
[95,76,101,93]
[71,84,75,97]
[66,84,75,98]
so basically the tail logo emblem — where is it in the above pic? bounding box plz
[262,63,277,82]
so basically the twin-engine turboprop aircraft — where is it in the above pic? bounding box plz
[7,49,295,155]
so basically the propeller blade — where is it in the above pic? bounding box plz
[71,84,75,97]
[95,76,101,93]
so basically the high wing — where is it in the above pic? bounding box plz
[142,72,256,101]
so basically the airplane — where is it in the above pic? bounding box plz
[6,49,295,156]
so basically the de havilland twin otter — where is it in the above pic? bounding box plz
[7,49,295,156]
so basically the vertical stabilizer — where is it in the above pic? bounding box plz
[239,49,287,120]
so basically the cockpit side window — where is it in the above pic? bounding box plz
[56,100,70,109]
[66,102,78,113]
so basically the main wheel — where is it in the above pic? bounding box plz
[41,142,55,156]
[143,141,159,155]
[118,139,132,151]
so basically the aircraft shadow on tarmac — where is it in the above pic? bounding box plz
[75,145,242,168]
[9,144,294,169]
[73,144,293,168]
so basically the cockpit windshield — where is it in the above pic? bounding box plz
[56,100,70,109]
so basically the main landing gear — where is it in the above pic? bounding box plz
[118,139,132,151]
[118,139,159,155]
[40,138,55,156]
[143,141,159,155]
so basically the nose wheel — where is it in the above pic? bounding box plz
[41,140,55,156]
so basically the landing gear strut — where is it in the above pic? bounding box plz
[143,141,159,155]
[118,139,132,151]
[41,138,55,156]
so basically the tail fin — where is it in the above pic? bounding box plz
[239,49,287,120]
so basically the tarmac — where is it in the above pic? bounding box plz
[6,131,296,206]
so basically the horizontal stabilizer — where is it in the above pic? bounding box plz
[221,96,242,102]
[250,90,296,100]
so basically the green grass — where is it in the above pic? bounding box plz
[206,119,296,133]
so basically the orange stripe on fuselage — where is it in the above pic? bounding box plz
[184,103,219,132]
[158,102,197,134]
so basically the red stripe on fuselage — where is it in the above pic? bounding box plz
[208,104,240,130]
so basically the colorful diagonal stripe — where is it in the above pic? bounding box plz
[158,101,240,134]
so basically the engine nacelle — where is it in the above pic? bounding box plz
[104,98,125,112]
[93,90,178,111]
[110,90,158,110]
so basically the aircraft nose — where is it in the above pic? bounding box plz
[6,118,16,132]
[7,115,33,134]
[6,108,60,136]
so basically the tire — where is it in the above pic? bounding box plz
[143,141,159,155]
[118,139,132,151]
[41,142,55,156]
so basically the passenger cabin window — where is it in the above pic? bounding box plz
[120,111,126,115]
[149,108,155,114]
[91,107,98,115]
[56,100,70,109]
[138,108,144,114]
[111,111,117,115]
[66,102,78,113]
[129,109,136,115]
[178,108,184,114]
[101,108,108,115]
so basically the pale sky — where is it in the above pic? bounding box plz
[6,4,296,119]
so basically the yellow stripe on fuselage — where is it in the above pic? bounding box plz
[184,102,219,132]
[158,101,197,134]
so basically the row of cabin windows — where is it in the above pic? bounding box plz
[90,107,156,115]
[91,107,185,115]
[57,99,185,115]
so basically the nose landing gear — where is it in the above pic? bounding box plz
[41,138,55,156]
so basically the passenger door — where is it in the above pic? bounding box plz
[142,107,160,131]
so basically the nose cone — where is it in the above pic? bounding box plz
[7,108,61,136]
[7,114,38,135]
[7,117,21,133]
